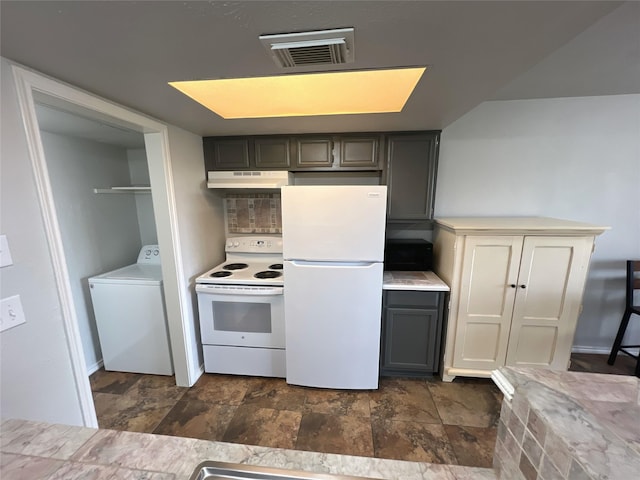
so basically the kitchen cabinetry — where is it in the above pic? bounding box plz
[433,217,609,382]
[337,135,380,169]
[292,136,334,168]
[293,134,381,170]
[203,137,250,170]
[254,137,292,169]
[203,136,291,171]
[385,132,440,222]
[381,290,445,376]
[204,134,382,172]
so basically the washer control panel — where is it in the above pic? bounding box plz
[137,245,161,264]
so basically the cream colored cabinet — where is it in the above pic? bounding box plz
[433,217,608,382]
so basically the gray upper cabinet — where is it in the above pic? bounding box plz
[204,133,384,172]
[203,136,290,171]
[203,137,251,170]
[254,137,291,169]
[336,135,381,169]
[293,136,334,169]
[293,134,381,170]
[385,132,440,222]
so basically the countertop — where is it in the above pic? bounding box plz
[0,418,495,480]
[491,367,640,479]
[382,271,450,292]
[434,216,609,236]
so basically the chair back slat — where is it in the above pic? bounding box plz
[627,260,640,306]
[631,261,640,287]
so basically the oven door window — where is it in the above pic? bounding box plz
[213,301,272,333]
[197,290,285,348]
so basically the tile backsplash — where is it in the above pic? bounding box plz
[225,193,281,234]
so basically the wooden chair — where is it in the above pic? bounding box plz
[607,260,640,377]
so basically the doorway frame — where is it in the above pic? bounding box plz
[11,63,196,427]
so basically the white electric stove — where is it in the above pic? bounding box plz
[195,236,285,378]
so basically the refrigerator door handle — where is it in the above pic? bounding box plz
[288,260,380,268]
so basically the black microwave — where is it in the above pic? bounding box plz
[384,239,433,271]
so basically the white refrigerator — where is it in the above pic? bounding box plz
[281,185,387,389]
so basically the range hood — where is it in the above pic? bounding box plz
[207,171,292,189]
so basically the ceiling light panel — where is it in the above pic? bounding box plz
[169,67,426,119]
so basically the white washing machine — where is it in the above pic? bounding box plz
[89,245,173,375]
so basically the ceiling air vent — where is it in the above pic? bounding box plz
[259,28,355,68]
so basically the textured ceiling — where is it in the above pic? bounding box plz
[2,1,637,138]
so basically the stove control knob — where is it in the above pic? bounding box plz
[233,241,240,247]
[226,240,234,248]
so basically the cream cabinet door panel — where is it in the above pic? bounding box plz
[453,236,522,370]
[506,236,593,368]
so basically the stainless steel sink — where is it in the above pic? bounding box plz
[189,461,379,480]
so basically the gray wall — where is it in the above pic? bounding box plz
[0,57,85,425]
[127,148,158,245]
[436,94,640,353]
[39,130,147,371]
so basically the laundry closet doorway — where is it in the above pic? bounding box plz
[35,101,161,374]
[12,64,208,427]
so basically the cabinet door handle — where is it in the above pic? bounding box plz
[520,284,527,289]
[510,284,517,288]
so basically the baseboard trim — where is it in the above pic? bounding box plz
[571,346,610,355]
[86,359,104,376]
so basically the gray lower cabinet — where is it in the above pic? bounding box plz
[385,132,440,222]
[380,290,445,376]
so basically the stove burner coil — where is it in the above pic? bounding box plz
[268,263,283,270]
[210,271,232,278]
[222,263,249,271]
[254,270,283,279]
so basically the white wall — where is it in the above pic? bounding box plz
[145,126,226,386]
[40,130,144,370]
[0,57,85,425]
[436,94,640,352]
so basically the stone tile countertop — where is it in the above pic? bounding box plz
[382,271,450,292]
[0,418,495,480]
[491,367,640,479]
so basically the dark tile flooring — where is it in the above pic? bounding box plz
[90,353,637,468]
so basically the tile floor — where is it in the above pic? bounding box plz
[90,353,637,468]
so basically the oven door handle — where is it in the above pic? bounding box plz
[196,284,283,295]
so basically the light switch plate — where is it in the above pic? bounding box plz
[0,235,14,267]
[0,295,26,332]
